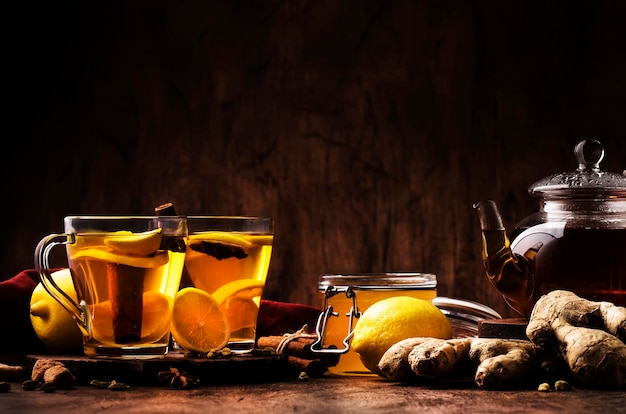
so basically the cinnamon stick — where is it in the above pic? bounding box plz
[287,356,328,378]
[155,203,177,216]
[154,203,186,253]
[108,263,143,344]
[256,336,340,367]
[256,336,315,358]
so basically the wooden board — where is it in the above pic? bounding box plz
[478,318,529,340]
[26,352,293,386]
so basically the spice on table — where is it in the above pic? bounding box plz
[107,380,131,391]
[538,382,551,392]
[22,380,41,391]
[157,367,200,389]
[41,382,57,393]
[554,380,573,391]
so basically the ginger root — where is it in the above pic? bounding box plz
[377,290,625,390]
[379,336,549,389]
[526,290,626,389]
[469,338,547,389]
[378,337,430,381]
[408,338,473,379]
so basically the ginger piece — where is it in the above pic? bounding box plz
[469,338,546,389]
[526,290,626,389]
[31,359,65,382]
[378,337,430,381]
[43,365,76,390]
[0,363,24,381]
[408,338,473,379]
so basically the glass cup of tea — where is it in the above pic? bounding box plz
[180,216,274,353]
[34,216,188,359]
[311,272,437,375]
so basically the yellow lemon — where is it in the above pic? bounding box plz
[29,269,83,353]
[350,296,453,376]
[170,287,230,354]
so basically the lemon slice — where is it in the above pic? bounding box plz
[212,279,265,304]
[189,232,253,248]
[70,249,169,268]
[248,235,273,246]
[104,229,163,256]
[220,296,259,332]
[91,291,172,344]
[170,287,230,353]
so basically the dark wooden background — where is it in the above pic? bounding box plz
[3,1,625,318]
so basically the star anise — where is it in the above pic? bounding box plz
[157,367,199,389]
[190,241,248,260]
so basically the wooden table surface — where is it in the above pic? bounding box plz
[2,374,625,414]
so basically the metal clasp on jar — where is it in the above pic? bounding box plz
[310,285,362,355]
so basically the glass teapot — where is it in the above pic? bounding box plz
[474,139,626,318]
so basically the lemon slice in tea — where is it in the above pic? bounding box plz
[103,229,163,256]
[212,279,265,304]
[171,287,230,353]
[70,249,169,268]
[220,296,259,332]
[90,291,172,344]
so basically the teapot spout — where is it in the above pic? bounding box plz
[473,200,534,317]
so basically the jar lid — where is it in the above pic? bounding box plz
[318,273,437,290]
[529,139,626,199]
[432,297,502,338]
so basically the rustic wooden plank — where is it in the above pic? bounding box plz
[2,376,625,413]
[26,353,292,386]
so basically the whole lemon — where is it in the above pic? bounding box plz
[351,296,453,375]
[30,269,83,353]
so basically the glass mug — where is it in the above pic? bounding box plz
[181,216,273,353]
[34,216,187,358]
[311,273,437,375]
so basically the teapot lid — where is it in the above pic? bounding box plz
[529,139,626,199]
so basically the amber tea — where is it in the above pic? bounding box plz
[508,226,625,306]
[316,273,437,375]
[182,216,273,353]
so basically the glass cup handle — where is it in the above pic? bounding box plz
[34,233,89,334]
[310,286,361,355]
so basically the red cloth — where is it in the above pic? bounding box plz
[0,269,322,356]
[0,270,47,355]
[257,299,322,337]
